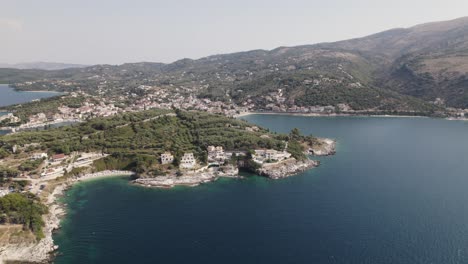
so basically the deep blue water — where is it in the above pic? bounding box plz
[54,115,468,264]
[0,84,61,107]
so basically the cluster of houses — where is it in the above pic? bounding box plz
[0,113,20,123]
[30,152,67,163]
[160,152,197,169]
[160,145,293,171]
[131,92,249,117]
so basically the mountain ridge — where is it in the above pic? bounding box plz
[1,16,468,111]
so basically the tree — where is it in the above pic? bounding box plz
[289,128,302,141]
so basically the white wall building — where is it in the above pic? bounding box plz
[253,149,292,163]
[160,153,174,165]
[207,146,226,162]
[31,153,48,160]
[180,153,197,169]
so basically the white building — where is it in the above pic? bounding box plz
[207,146,225,162]
[160,152,174,165]
[31,153,48,160]
[253,149,291,163]
[180,153,197,169]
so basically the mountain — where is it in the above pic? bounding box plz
[1,17,468,112]
[322,16,468,107]
[0,62,88,70]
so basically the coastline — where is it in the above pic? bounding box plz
[0,137,336,263]
[18,90,64,94]
[0,119,82,133]
[237,111,468,122]
[133,166,240,188]
[0,170,134,264]
[0,84,63,95]
[235,111,430,119]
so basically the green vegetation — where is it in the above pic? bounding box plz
[0,166,20,178]
[18,159,43,172]
[0,148,10,159]
[63,167,88,178]
[0,109,292,176]
[286,128,316,160]
[0,193,48,239]
[243,150,262,172]
[287,140,306,160]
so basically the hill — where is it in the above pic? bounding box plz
[323,16,468,108]
[2,17,468,112]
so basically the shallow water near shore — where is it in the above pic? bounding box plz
[54,115,468,264]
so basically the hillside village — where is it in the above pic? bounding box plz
[5,80,467,134]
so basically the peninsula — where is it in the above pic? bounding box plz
[0,109,335,263]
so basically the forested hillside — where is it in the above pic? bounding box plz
[2,17,468,110]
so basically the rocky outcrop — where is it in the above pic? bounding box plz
[309,138,336,156]
[257,158,319,179]
[133,166,240,188]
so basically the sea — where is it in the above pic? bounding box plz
[53,115,468,264]
[0,84,62,107]
[0,84,65,135]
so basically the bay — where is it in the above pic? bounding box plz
[0,84,62,107]
[53,115,468,264]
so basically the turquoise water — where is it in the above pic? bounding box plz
[54,115,468,264]
[0,84,61,107]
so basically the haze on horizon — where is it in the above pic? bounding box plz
[1,0,468,65]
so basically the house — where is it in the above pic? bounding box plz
[224,151,247,158]
[51,153,66,163]
[180,153,196,169]
[253,149,291,163]
[207,146,225,162]
[160,152,174,165]
[31,153,48,160]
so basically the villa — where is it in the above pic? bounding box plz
[51,153,67,163]
[207,146,226,162]
[160,152,174,165]
[253,149,291,163]
[31,153,48,160]
[180,153,197,169]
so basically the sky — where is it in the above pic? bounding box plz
[1,0,468,65]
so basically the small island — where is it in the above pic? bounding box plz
[0,109,335,263]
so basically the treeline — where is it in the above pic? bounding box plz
[0,109,312,176]
[0,193,48,238]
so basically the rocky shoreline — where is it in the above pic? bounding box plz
[311,138,337,156]
[0,185,65,264]
[133,166,240,188]
[0,170,134,264]
[257,158,319,179]
[0,138,336,263]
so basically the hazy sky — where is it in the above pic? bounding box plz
[1,0,467,65]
